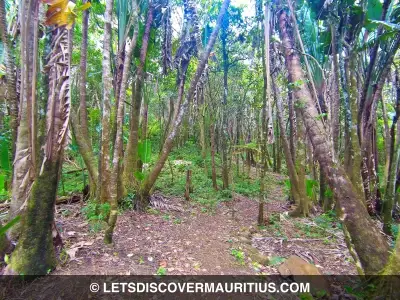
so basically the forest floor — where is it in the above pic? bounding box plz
[53,171,357,276]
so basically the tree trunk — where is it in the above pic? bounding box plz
[221,11,229,190]
[10,25,71,275]
[70,110,98,192]
[104,5,139,244]
[79,0,90,141]
[330,24,340,155]
[278,9,390,274]
[185,169,192,201]
[276,115,281,173]
[0,0,18,159]
[138,97,149,172]
[272,73,307,216]
[123,6,153,189]
[343,53,365,202]
[293,109,309,217]
[8,0,39,239]
[382,97,391,184]
[99,0,114,204]
[360,44,400,213]
[210,122,218,191]
[382,70,400,235]
[199,89,208,176]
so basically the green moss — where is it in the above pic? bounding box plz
[104,210,118,244]
[10,161,59,275]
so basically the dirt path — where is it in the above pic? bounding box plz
[54,172,356,276]
[54,195,260,275]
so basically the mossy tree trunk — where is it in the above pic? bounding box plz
[10,161,60,274]
[10,25,71,275]
[70,110,98,195]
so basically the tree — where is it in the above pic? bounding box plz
[137,0,231,210]
[9,0,75,274]
[0,0,18,159]
[123,3,154,191]
[105,0,139,244]
[8,0,39,239]
[278,7,390,275]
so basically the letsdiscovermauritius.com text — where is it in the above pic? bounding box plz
[91,281,310,294]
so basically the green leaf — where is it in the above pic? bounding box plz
[368,20,400,31]
[0,174,6,195]
[138,139,151,163]
[306,179,318,198]
[156,266,167,276]
[0,215,21,236]
[365,0,383,31]
[0,137,10,171]
[117,0,130,49]
[367,0,383,21]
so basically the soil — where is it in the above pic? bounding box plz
[52,172,357,276]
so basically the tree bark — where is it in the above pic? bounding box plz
[220,10,230,190]
[79,0,90,141]
[382,97,391,185]
[344,53,365,201]
[210,122,218,191]
[185,169,192,201]
[199,89,208,176]
[99,0,114,204]
[330,24,340,155]
[70,110,98,191]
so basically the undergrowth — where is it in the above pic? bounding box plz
[81,201,111,233]
[154,141,261,211]
[59,141,272,213]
